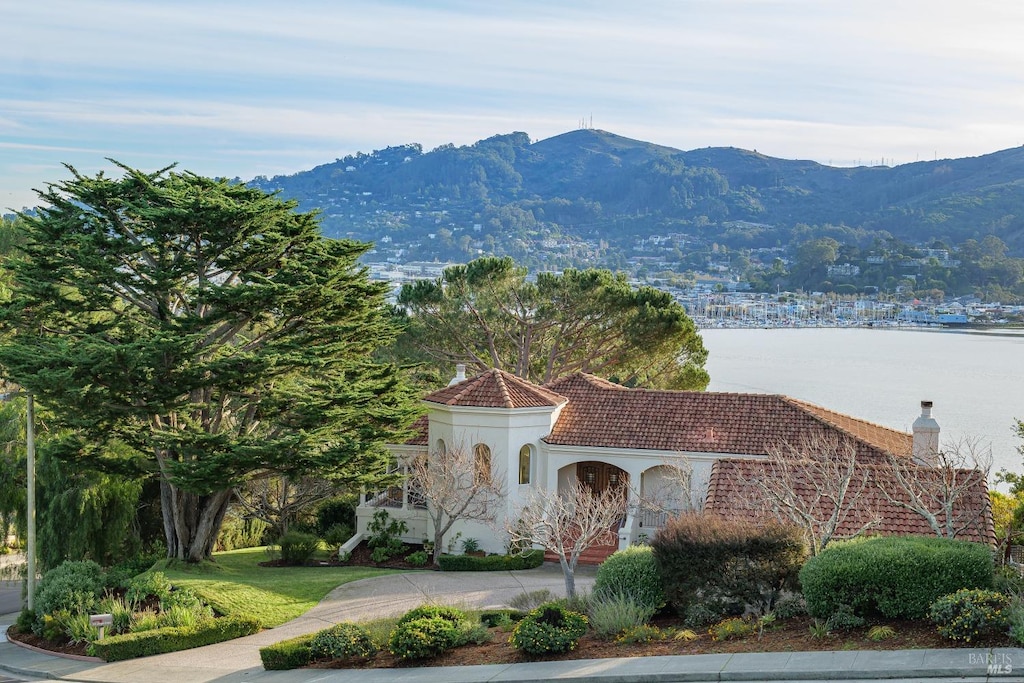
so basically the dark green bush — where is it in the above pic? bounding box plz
[404,550,429,566]
[510,604,588,655]
[396,604,467,627]
[437,549,543,571]
[315,495,357,536]
[651,514,805,620]
[800,535,994,620]
[276,531,321,565]
[388,616,460,659]
[322,523,353,547]
[16,609,35,633]
[594,545,664,611]
[309,622,377,660]
[88,616,261,661]
[33,560,105,634]
[929,589,1011,642]
[259,633,316,670]
[124,571,172,607]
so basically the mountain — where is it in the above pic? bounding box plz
[248,129,1024,257]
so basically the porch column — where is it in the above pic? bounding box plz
[401,465,410,510]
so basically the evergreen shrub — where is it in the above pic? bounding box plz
[33,560,104,634]
[309,622,377,660]
[651,514,805,620]
[276,531,321,565]
[509,604,588,655]
[800,535,993,620]
[437,549,543,571]
[88,617,261,661]
[259,633,316,670]
[388,616,460,659]
[594,545,664,611]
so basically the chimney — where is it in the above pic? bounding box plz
[447,363,467,386]
[912,400,940,465]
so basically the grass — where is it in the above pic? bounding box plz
[158,546,401,627]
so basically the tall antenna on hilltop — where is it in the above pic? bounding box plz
[590,114,593,129]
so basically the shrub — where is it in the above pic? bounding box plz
[437,549,544,571]
[161,586,205,612]
[616,624,665,644]
[88,616,261,661]
[825,604,865,631]
[125,571,174,609]
[216,512,270,552]
[33,560,104,634]
[275,531,321,565]
[800,536,994,620]
[651,514,805,619]
[367,509,407,554]
[929,588,1011,642]
[370,546,395,563]
[510,604,588,655]
[772,594,807,620]
[588,594,655,639]
[709,617,756,641]
[461,537,481,554]
[405,550,429,567]
[62,611,96,645]
[322,523,353,547]
[16,609,35,633]
[1009,602,1024,646]
[396,604,467,627]
[388,616,460,659]
[95,595,134,636]
[315,495,357,536]
[260,633,316,670]
[310,622,377,660]
[594,545,664,612]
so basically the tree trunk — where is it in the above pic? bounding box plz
[161,482,233,562]
[559,554,576,598]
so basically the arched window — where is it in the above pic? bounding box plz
[473,443,491,485]
[435,439,446,457]
[518,445,532,485]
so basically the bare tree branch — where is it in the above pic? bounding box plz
[508,482,626,598]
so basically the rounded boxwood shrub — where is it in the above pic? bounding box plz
[929,589,1011,642]
[388,616,460,659]
[510,604,588,655]
[594,545,664,611]
[800,535,994,620]
[310,622,377,660]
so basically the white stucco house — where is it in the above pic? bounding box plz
[350,366,992,562]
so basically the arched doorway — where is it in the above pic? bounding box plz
[576,461,628,496]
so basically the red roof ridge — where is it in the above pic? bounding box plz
[782,397,912,456]
[424,368,566,409]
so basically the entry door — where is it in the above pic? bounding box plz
[576,461,627,495]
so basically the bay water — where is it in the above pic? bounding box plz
[702,327,1024,479]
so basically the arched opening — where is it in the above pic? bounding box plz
[575,461,628,496]
[473,443,492,485]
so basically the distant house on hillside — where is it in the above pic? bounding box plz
[352,367,993,562]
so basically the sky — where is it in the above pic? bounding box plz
[3,0,1024,211]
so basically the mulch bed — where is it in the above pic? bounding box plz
[308,616,1013,670]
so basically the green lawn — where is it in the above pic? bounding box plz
[158,547,402,627]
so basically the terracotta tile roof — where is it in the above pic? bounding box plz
[542,373,910,458]
[405,414,429,445]
[423,368,567,409]
[705,458,994,545]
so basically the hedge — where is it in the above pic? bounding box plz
[800,535,994,620]
[88,616,261,661]
[260,632,316,670]
[438,550,543,571]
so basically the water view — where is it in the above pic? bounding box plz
[703,327,1024,479]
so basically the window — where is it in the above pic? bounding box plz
[518,445,532,485]
[473,443,491,485]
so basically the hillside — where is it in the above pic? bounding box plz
[248,129,1024,257]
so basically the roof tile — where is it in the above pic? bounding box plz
[424,368,567,409]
